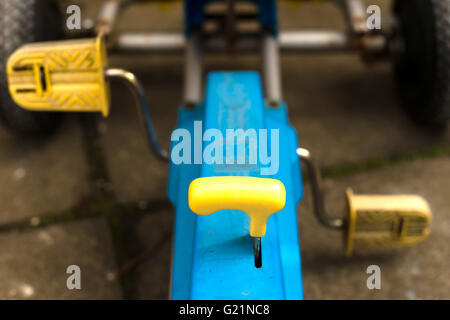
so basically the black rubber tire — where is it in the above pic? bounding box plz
[393,0,450,126]
[0,0,63,137]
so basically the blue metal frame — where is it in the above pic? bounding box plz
[169,72,304,299]
[184,0,278,35]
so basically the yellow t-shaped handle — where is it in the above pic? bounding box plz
[188,177,286,237]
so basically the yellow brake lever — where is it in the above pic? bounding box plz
[188,176,286,238]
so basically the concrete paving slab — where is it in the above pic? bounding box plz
[61,0,183,31]
[298,157,450,299]
[283,54,450,168]
[134,208,173,300]
[279,0,346,30]
[0,218,122,299]
[0,119,89,224]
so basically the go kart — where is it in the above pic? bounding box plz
[1,0,445,299]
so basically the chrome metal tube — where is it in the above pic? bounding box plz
[105,68,169,162]
[115,33,186,52]
[339,0,368,34]
[279,30,353,52]
[96,0,125,36]
[184,32,203,106]
[262,33,282,105]
[114,30,358,53]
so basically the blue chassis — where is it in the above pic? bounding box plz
[168,0,304,299]
[168,72,304,299]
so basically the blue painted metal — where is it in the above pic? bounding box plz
[169,72,304,299]
[184,0,278,35]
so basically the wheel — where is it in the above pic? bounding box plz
[392,0,450,126]
[0,0,63,137]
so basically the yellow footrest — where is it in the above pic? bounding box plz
[344,189,432,256]
[7,37,109,116]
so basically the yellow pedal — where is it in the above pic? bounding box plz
[188,176,286,238]
[344,189,431,256]
[7,37,109,116]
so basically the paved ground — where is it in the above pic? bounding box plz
[0,0,448,299]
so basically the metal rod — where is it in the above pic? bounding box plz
[279,30,353,52]
[105,68,169,162]
[96,0,125,36]
[297,148,344,230]
[338,0,368,35]
[262,33,282,105]
[115,33,186,52]
[184,32,203,106]
[253,237,262,268]
[113,30,368,53]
